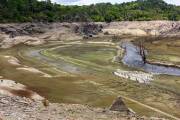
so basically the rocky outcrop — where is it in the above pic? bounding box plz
[114,69,153,84]
[0,21,180,49]
[0,23,82,48]
[103,21,180,37]
[74,22,103,37]
[110,97,130,113]
[0,23,47,38]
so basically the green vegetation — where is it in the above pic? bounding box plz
[0,0,180,22]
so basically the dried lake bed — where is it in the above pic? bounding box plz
[0,37,180,118]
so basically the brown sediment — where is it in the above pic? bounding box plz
[0,86,33,98]
[10,89,33,98]
[25,86,50,99]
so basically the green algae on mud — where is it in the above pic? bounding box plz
[41,44,119,72]
[0,39,180,118]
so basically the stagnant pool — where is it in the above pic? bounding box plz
[122,42,180,76]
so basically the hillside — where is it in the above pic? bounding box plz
[0,0,180,22]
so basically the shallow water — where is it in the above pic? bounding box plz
[122,42,180,76]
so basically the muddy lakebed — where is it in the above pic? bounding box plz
[0,37,180,118]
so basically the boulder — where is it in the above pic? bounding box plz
[109,97,129,113]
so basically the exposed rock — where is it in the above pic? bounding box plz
[110,97,130,113]
[0,94,164,120]
[0,95,128,120]
[0,21,180,48]
[103,28,147,36]
[103,21,180,37]
[75,22,103,37]
[114,69,154,84]
[0,23,47,38]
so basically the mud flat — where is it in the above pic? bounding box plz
[4,56,21,66]
[16,67,52,78]
[0,22,180,119]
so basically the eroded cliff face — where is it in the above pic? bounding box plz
[103,21,180,37]
[0,23,81,48]
[0,21,179,48]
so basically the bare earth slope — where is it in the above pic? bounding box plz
[0,21,180,48]
[103,21,180,37]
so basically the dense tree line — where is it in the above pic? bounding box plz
[0,0,180,23]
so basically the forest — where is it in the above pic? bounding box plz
[0,0,180,22]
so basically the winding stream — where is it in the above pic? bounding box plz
[122,42,180,76]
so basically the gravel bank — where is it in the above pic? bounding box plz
[0,94,166,120]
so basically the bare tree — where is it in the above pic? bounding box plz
[138,40,146,63]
